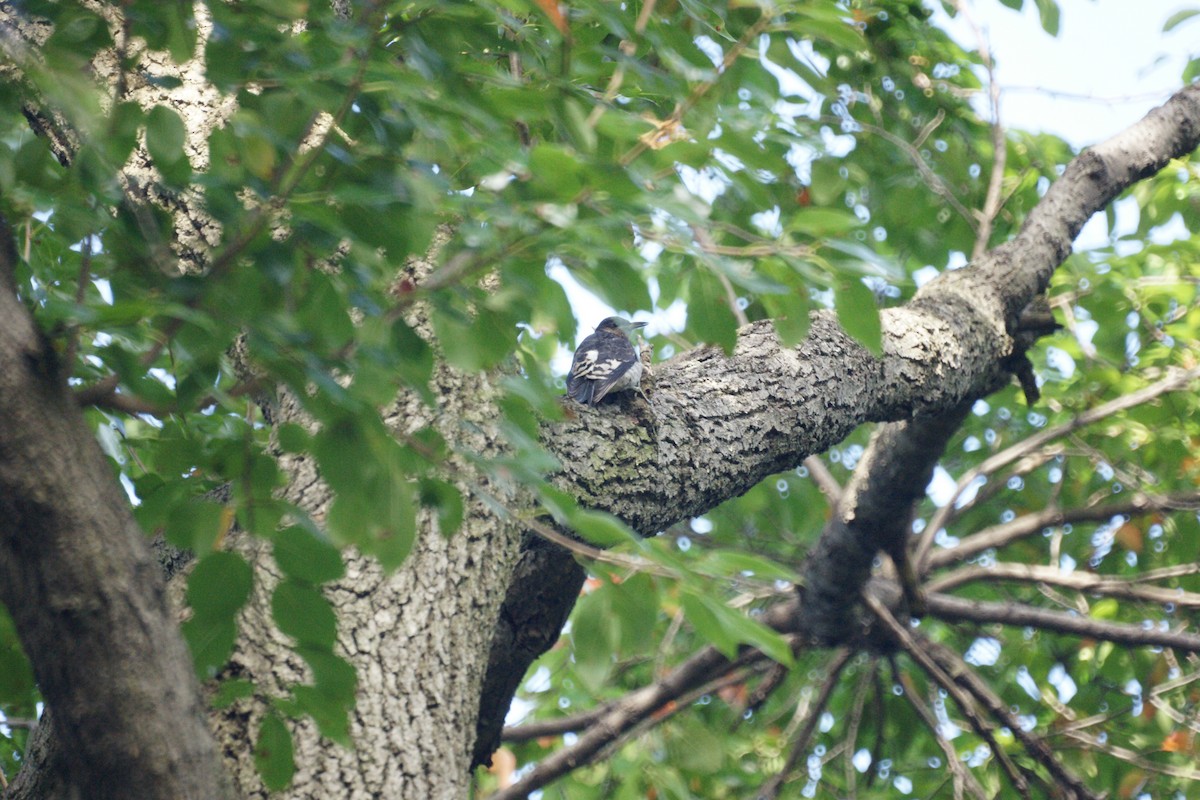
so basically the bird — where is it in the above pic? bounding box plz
[566,316,648,406]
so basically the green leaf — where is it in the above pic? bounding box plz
[186,551,253,620]
[293,646,357,745]
[272,580,337,648]
[687,270,739,354]
[1032,0,1060,36]
[763,294,812,348]
[699,550,799,583]
[682,590,794,666]
[292,685,351,745]
[254,713,296,792]
[273,526,345,585]
[680,590,739,658]
[835,279,883,356]
[145,105,191,185]
[211,678,255,709]
[297,647,358,706]
[609,573,659,654]
[787,207,862,237]
[571,509,639,547]
[181,615,237,678]
[572,592,617,692]
[418,478,464,538]
[1090,598,1119,620]
[1163,9,1200,31]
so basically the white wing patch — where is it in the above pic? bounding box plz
[571,349,600,378]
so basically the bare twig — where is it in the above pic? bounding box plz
[490,645,768,800]
[925,638,1101,799]
[924,491,1200,571]
[585,0,657,128]
[914,366,1200,570]
[619,11,773,166]
[926,593,1200,652]
[756,648,852,800]
[62,234,93,371]
[841,658,875,797]
[848,118,979,233]
[802,455,841,503]
[897,671,988,800]
[927,561,1200,608]
[951,0,1007,260]
[863,592,1031,798]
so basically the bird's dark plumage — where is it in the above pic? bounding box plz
[567,317,647,405]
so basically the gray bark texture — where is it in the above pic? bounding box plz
[2,0,1199,793]
[0,245,226,799]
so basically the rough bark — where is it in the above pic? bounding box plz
[0,245,226,800]
[478,83,1200,760]
[3,1,1200,794]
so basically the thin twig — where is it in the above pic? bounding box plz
[864,593,1031,798]
[756,648,852,800]
[62,234,93,370]
[897,671,988,800]
[951,0,1007,260]
[619,10,773,166]
[923,638,1101,800]
[841,657,875,797]
[585,0,658,128]
[915,366,1200,570]
[802,455,841,503]
[490,645,765,799]
[927,561,1200,608]
[924,491,1200,572]
[926,593,1200,652]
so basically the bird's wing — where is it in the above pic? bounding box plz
[567,334,636,404]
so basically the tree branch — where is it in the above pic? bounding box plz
[864,593,1031,798]
[925,593,1200,651]
[925,491,1200,571]
[916,366,1200,568]
[489,644,765,800]
[921,637,1101,799]
[927,561,1200,607]
[757,648,852,800]
[0,281,227,798]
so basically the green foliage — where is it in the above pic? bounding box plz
[0,0,1197,796]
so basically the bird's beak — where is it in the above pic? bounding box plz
[630,321,647,329]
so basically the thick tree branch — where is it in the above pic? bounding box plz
[481,85,1200,764]
[799,402,974,642]
[0,279,226,797]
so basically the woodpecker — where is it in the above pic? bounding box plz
[567,316,648,406]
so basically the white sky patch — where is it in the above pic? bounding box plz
[1044,346,1076,378]
[751,205,783,237]
[912,265,940,288]
[1016,666,1042,701]
[1048,663,1078,704]
[925,465,957,506]
[694,35,724,68]
[964,637,1002,667]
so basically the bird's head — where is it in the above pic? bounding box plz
[596,316,647,336]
